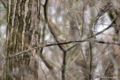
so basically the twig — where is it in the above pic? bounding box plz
[40,61,48,80]
[39,22,58,80]
[47,15,67,80]
[100,54,118,80]
[43,1,67,79]
[39,22,56,79]
[67,44,80,66]
[66,43,79,52]
[89,42,92,80]
[93,2,112,29]
[39,22,53,69]
[0,0,7,9]
[61,51,67,80]
[43,0,49,22]
[66,18,116,54]
[5,39,120,60]
[47,21,65,52]
[92,19,116,38]
[81,1,86,37]
[4,18,119,60]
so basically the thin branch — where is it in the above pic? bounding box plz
[4,18,119,60]
[89,18,116,38]
[81,0,86,37]
[47,21,65,52]
[40,23,46,54]
[40,61,48,80]
[0,0,7,9]
[89,42,92,80]
[100,54,118,80]
[5,39,120,60]
[43,0,49,22]
[43,1,67,79]
[39,22,59,80]
[40,54,53,70]
[43,0,65,51]
[67,44,80,66]
[39,23,53,70]
[62,51,67,80]
[93,2,112,29]
[47,19,66,80]
[65,18,116,53]
[66,43,79,52]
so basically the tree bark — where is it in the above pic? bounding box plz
[4,0,41,80]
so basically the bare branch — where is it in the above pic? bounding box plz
[93,2,112,29]
[89,42,92,80]
[66,18,116,53]
[4,18,119,60]
[0,0,7,9]
[100,54,118,80]
[5,38,120,60]
[47,19,66,80]
[40,61,48,80]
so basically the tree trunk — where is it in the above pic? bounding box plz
[4,0,41,80]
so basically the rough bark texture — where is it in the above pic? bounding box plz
[5,0,41,80]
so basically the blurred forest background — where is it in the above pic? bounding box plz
[0,0,120,80]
